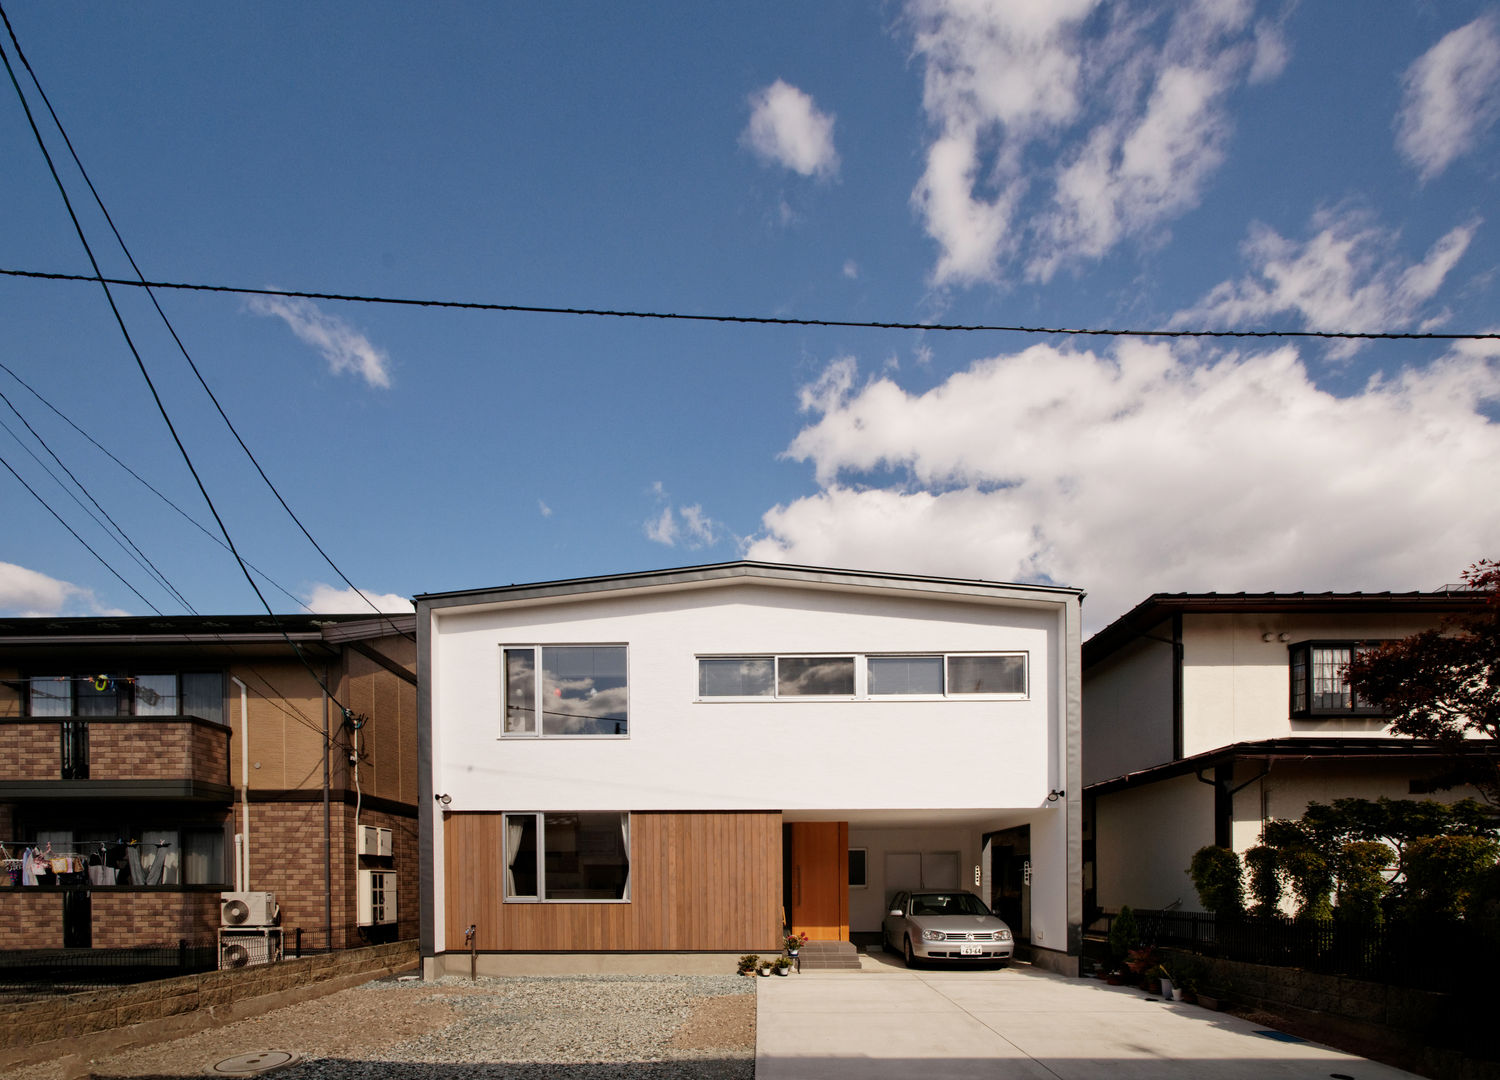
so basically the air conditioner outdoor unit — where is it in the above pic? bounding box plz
[358,869,398,926]
[356,824,393,857]
[220,890,278,927]
[218,927,282,970]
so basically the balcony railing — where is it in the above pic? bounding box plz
[0,716,231,791]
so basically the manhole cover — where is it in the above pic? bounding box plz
[210,1050,301,1076]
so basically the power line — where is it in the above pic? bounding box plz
[0,358,310,612]
[0,13,413,645]
[0,400,194,613]
[2,267,1498,344]
[0,450,164,615]
[0,12,360,723]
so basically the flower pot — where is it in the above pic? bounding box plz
[758,967,771,977]
[774,966,788,976]
[1159,978,1174,1001]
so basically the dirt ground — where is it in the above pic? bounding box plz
[23,978,756,1080]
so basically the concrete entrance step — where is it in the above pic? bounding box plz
[796,940,862,970]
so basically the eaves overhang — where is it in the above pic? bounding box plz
[1084,737,1480,797]
[0,613,410,649]
[1083,590,1481,671]
[415,559,1084,616]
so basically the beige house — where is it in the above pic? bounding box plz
[1082,589,1486,917]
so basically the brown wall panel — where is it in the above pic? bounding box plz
[443,810,782,953]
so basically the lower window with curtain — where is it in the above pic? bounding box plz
[502,812,630,902]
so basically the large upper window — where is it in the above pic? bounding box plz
[27,673,224,723]
[503,812,630,901]
[1289,642,1382,717]
[697,653,1028,699]
[502,646,628,736]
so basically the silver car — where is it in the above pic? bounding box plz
[882,890,1015,966]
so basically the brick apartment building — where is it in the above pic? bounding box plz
[0,614,418,956]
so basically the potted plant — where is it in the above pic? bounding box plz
[757,958,773,977]
[773,956,793,976]
[1151,963,1175,1001]
[784,930,808,956]
[1125,946,1159,991]
[737,954,760,976]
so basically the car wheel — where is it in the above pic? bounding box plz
[903,936,916,968]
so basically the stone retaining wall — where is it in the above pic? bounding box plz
[0,938,419,1070]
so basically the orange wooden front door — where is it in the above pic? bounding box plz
[788,821,848,940]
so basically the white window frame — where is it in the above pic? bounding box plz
[502,811,632,904]
[500,644,630,739]
[695,651,1029,702]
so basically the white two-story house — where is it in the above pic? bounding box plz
[1081,589,1485,917]
[417,562,1083,976]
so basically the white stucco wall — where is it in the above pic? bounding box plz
[1081,628,1173,785]
[1180,611,1448,756]
[1094,774,1213,912]
[428,581,1064,813]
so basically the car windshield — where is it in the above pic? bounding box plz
[908,892,991,917]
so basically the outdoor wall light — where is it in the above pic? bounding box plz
[435,793,452,806]
[1047,789,1065,802]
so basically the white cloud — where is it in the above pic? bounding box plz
[1174,208,1479,356]
[743,80,840,178]
[746,344,1500,632]
[644,504,721,549]
[538,500,553,518]
[0,561,122,616]
[843,260,860,280]
[1396,13,1500,182]
[301,583,413,614]
[907,0,1278,285]
[247,295,393,389]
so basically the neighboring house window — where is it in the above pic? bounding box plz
[502,646,628,736]
[1288,642,1382,717]
[698,653,1028,699]
[502,812,630,901]
[27,673,224,722]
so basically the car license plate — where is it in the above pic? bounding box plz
[960,944,983,956]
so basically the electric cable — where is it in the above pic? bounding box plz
[0,389,197,614]
[2,267,1497,345]
[0,7,413,644]
[0,450,164,615]
[0,358,311,613]
[0,22,360,723]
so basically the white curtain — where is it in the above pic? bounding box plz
[505,816,528,897]
[620,814,631,900]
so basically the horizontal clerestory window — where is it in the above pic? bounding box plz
[697,653,1027,699]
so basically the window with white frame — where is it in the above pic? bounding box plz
[502,645,628,736]
[697,653,1028,699]
[502,812,630,901]
[1289,641,1382,717]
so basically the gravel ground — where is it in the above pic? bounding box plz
[38,974,757,1080]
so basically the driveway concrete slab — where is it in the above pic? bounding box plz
[757,963,1420,1080]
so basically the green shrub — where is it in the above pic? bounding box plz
[1108,905,1139,967]
[1335,840,1389,929]
[1189,846,1245,914]
[1401,834,1500,920]
[1244,845,1282,915]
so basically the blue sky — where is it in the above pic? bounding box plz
[2,1,1497,633]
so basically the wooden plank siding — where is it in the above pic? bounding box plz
[443,810,783,952]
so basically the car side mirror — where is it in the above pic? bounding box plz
[888,909,903,917]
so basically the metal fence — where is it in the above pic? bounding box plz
[0,937,219,1000]
[1100,908,1495,994]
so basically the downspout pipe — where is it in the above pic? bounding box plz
[230,676,250,891]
